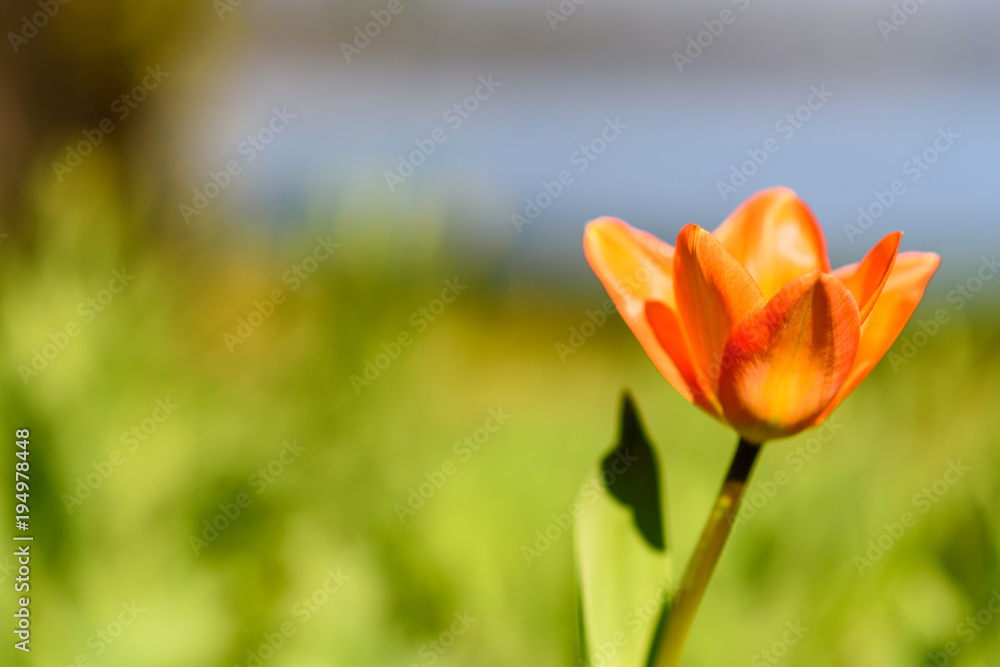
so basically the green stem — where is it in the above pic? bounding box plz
[650,436,762,667]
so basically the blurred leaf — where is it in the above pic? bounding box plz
[938,502,1000,602]
[575,393,671,667]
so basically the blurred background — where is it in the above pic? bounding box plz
[0,0,999,665]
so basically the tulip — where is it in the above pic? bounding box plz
[582,186,940,665]
[584,186,940,444]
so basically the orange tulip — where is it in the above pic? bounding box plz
[584,187,940,444]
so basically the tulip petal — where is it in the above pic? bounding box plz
[813,252,941,424]
[644,300,708,410]
[583,218,714,413]
[834,232,902,323]
[713,187,831,299]
[718,272,860,443]
[673,224,766,407]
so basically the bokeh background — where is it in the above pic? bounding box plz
[1,1,999,665]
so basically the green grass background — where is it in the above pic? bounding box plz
[1,166,999,667]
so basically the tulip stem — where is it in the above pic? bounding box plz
[650,436,762,667]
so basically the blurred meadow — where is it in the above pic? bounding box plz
[1,1,1000,666]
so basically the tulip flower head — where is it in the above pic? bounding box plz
[584,187,940,443]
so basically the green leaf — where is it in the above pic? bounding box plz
[575,393,672,667]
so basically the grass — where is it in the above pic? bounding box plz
[1,174,998,665]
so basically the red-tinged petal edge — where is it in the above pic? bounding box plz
[833,231,902,324]
[813,251,941,424]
